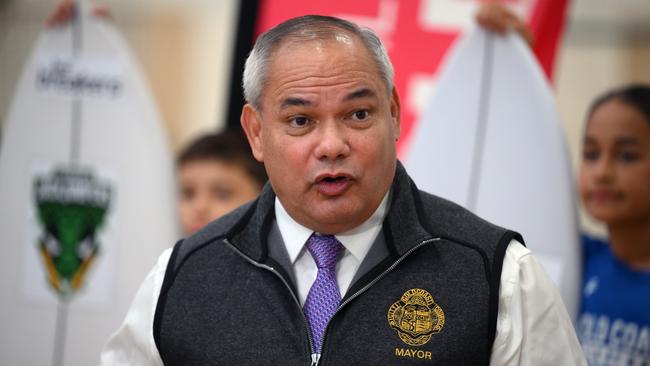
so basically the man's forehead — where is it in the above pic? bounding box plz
[281,26,358,46]
[274,30,362,56]
[263,38,383,98]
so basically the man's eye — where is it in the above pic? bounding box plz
[289,116,309,127]
[352,110,369,121]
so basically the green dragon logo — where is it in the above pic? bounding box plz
[33,166,112,297]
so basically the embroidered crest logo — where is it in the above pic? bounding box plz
[387,288,445,346]
[33,166,112,297]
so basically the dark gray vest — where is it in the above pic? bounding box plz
[154,163,522,365]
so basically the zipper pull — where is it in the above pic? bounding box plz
[311,353,321,366]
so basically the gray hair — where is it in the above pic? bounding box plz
[242,15,394,109]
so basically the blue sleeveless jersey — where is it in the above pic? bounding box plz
[578,234,650,365]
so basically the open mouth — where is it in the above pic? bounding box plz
[322,176,346,183]
[316,175,351,196]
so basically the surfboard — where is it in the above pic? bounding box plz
[404,27,581,321]
[0,2,178,365]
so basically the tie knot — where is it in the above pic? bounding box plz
[306,234,344,269]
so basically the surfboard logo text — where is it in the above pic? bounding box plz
[36,57,123,99]
[387,288,445,346]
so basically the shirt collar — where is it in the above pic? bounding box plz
[275,192,390,264]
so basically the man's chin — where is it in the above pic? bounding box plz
[307,209,368,234]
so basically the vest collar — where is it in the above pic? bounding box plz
[226,161,435,262]
[383,161,437,257]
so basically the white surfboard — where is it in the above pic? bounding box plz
[404,27,581,321]
[0,2,178,365]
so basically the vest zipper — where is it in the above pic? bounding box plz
[225,236,440,366]
[316,237,441,364]
[223,238,317,364]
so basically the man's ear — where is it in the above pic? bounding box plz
[390,87,401,140]
[240,104,264,162]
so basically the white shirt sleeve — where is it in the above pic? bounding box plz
[98,248,172,366]
[490,240,587,365]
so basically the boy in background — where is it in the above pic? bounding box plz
[176,130,267,235]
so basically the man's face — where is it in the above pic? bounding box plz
[241,34,400,234]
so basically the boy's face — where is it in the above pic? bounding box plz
[579,99,650,226]
[177,160,261,235]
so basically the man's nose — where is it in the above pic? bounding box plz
[314,120,351,161]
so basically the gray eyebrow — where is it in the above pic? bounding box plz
[344,88,376,101]
[280,97,312,110]
[279,88,376,110]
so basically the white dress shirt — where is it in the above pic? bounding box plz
[99,196,586,365]
[278,193,389,305]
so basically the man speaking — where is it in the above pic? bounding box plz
[100,15,585,365]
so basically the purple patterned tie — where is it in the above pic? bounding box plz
[303,233,344,353]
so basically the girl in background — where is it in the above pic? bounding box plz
[578,84,650,365]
